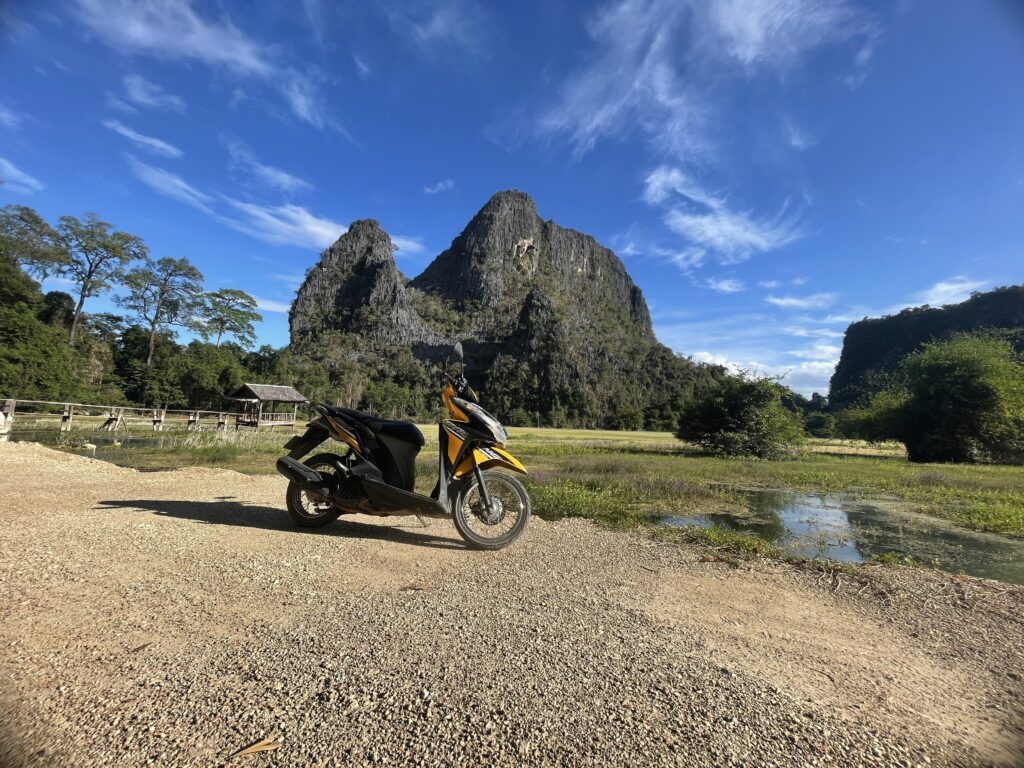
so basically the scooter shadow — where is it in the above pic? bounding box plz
[95,498,467,551]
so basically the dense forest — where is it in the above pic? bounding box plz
[0,204,322,410]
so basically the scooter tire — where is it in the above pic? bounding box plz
[285,453,344,528]
[453,470,531,550]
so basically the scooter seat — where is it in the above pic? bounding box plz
[328,407,425,447]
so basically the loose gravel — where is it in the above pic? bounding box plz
[1,442,1021,767]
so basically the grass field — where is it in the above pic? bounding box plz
[40,423,1024,539]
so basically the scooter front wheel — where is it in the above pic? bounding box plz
[453,470,531,550]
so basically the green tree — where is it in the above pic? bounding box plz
[201,289,262,347]
[57,213,147,344]
[0,204,66,279]
[38,291,75,328]
[844,336,1024,463]
[116,256,204,366]
[676,373,805,460]
[804,412,837,438]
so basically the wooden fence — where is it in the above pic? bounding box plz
[0,399,299,441]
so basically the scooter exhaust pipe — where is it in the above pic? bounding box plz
[276,456,332,497]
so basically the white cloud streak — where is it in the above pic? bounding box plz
[251,296,292,313]
[223,135,312,194]
[125,154,212,212]
[707,277,745,293]
[765,292,836,309]
[913,276,988,307]
[221,199,344,248]
[103,119,183,157]
[0,103,24,129]
[0,157,45,194]
[423,178,454,195]
[646,166,803,264]
[122,74,186,112]
[74,0,333,129]
[391,235,427,255]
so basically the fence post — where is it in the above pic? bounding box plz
[216,412,227,431]
[152,408,166,432]
[0,399,14,442]
[60,403,74,433]
[187,411,199,431]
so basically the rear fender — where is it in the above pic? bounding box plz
[284,421,330,460]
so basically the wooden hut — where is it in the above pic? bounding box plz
[229,383,307,430]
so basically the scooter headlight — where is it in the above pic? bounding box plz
[459,401,508,447]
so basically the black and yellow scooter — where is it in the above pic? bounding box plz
[275,343,531,550]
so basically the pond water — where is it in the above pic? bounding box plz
[659,490,1024,585]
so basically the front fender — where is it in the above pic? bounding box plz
[454,445,527,478]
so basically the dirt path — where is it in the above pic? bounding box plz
[1,442,1021,767]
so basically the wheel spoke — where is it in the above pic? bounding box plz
[461,475,525,540]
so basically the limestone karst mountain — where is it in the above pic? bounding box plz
[289,190,721,427]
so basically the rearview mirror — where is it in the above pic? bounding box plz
[453,341,464,362]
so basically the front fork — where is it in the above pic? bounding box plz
[473,462,494,516]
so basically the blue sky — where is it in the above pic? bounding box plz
[2,0,1022,396]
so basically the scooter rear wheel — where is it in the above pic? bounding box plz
[453,470,531,550]
[285,453,345,528]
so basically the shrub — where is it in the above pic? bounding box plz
[843,335,1024,464]
[804,412,837,438]
[676,373,805,460]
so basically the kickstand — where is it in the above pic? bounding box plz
[415,515,430,528]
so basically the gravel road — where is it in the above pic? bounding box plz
[1,442,1022,767]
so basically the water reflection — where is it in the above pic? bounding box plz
[660,490,1024,585]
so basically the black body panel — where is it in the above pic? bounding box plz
[284,423,330,459]
[324,406,424,492]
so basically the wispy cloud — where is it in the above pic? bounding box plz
[125,154,212,212]
[222,199,344,248]
[538,0,708,159]
[647,166,803,264]
[122,74,186,112]
[0,102,24,129]
[656,310,841,395]
[913,276,988,306]
[251,296,291,313]
[222,135,312,194]
[388,0,493,58]
[353,55,370,77]
[423,178,454,195]
[693,0,871,72]
[707,277,745,293]
[766,292,836,309]
[103,119,183,158]
[538,0,874,161]
[785,118,817,150]
[392,235,427,255]
[74,0,334,129]
[0,157,45,194]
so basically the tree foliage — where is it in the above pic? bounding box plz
[842,335,1024,463]
[0,204,66,279]
[676,373,806,460]
[56,213,147,343]
[116,256,205,365]
[201,289,262,347]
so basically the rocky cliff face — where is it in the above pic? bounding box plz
[289,191,715,427]
[829,285,1024,410]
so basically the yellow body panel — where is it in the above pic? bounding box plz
[454,446,528,478]
[443,383,469,422]
[324,415,361,452]
[445,426,464,465]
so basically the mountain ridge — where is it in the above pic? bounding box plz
[288,190,719,428]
